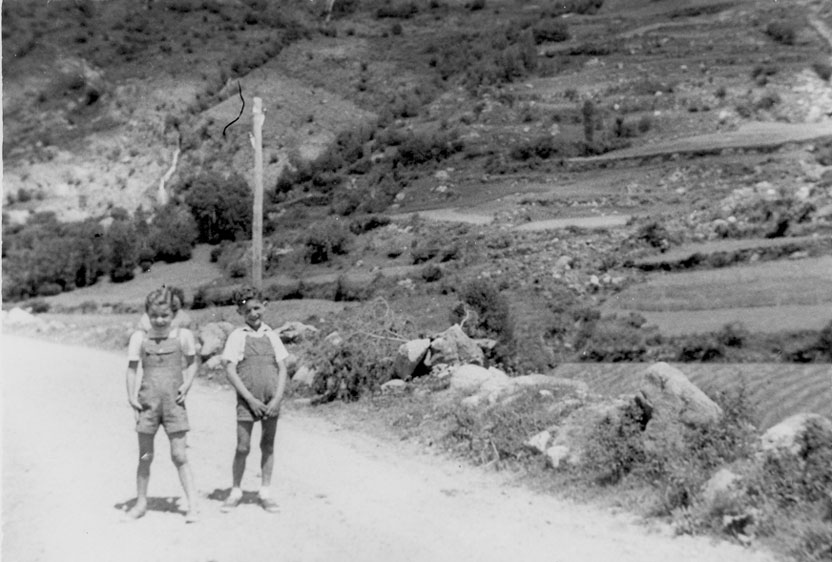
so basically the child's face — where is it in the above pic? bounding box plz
[238,298,266,329]
[147,304,174,333]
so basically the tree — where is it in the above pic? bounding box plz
[106,219,139,282]
[151,203,199,262]
[180,173,253,244]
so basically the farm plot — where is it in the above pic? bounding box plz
[605,256,832,312]
[552,362,832,430]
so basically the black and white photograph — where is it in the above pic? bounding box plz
[2,0,832,560]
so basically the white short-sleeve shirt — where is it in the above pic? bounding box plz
[127,328,197,362]
[221,323,289,365]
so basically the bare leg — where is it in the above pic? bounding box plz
[232,421,254,489]
[127,433,155,518]
[169,431,198,520]
[259,417,279,488]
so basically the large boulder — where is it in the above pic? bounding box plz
[482,374,589,406]
[198,321,236,358]
[292,365,317,387]
[275,321,319,344]
[2,307,42,326]
[450,364,510,393]
[760,413,832,458]
[428,324,484,367]
[636,362,722,428]
[393,338,431,380]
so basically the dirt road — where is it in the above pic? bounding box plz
[2,336,777,562]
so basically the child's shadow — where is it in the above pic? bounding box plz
[208,488,261,506]
[114,496,185,515]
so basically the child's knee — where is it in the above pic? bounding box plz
[170,449,188,466]
[139,450,154,464]
[236,442,251,456]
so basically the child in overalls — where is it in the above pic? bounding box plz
[125,287,199,522]
[220,285,288,514]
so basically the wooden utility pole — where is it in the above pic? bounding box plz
[251,97,265,291]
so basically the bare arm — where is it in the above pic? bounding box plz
[176,355,197,405]
[126,360,142,412]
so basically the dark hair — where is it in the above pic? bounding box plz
[145,286,175,312]
[232,285,263,308]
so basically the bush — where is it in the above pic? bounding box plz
[812,60,832,82]
[306,299,417,402]
[375,1,418,19]
[765,21,798,45]
[532,19,570,44]
[395,130,463,167]
[577,318,651,361]
[28,299,51,313]
[37,282,63,297]
[458,279,516,367]
[303,217,353,264]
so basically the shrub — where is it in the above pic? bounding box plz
[582,100,595,143]
[348,215,391,234]
[28,299,51,313]
[574,314,653,362]
[765,21,798,46]
[582,401,650,484]
[37,282,63,296]
[635,221,670,248]
[532,19,570,44]
[375,1,418,19]
[675,333,725,362]
[306,299,416,402]
[751,63,778,86]
[458,279,516,366]
[303,217,353,263]
[395,130,463,167]
[812,60,832,82]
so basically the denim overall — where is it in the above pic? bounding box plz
[237,335,279,421]
[138,333,188,433]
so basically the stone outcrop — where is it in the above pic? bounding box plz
[427,324,485,367]
[759,413,832,458]
[393,338,431,380]
[197,321,236,358]
[275,321,319,344]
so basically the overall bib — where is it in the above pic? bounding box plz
[137,334,189,434]
[236,334,279,422]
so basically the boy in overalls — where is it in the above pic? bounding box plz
[125,287,199,522]
[220,285,288,514]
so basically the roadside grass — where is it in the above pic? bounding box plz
[308,378,832,562]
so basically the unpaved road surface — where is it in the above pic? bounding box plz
[2,336,777,562]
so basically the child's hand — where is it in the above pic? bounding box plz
[265,399,282,418]
[247,398,268,417]
[176,383,190,405]
[128,398,142,412]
